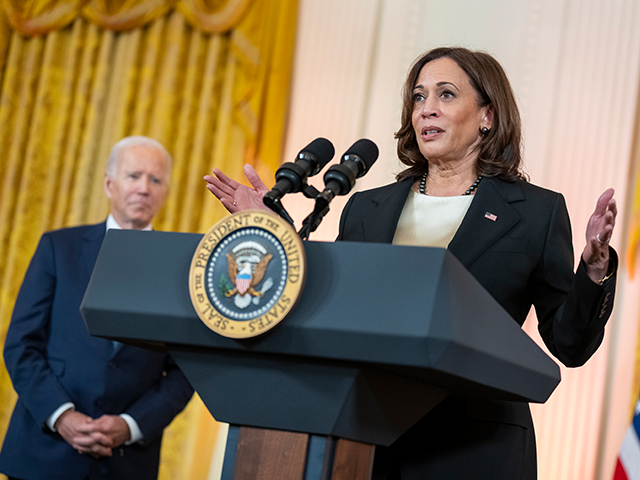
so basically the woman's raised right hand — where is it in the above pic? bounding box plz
[204,164,270,214]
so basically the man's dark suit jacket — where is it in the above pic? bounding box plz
[0,222,194,480]
[337,177,617,480]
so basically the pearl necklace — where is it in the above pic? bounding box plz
[419,173,483,196]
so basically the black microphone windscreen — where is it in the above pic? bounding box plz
[343,139,379,171]
[299,137,335,170]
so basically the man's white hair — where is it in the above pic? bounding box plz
[106,136,172,183]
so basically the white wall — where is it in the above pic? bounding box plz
[281,1,640,479]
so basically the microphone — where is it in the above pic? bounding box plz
[299,139,378,239]
[315,138,379,208]
[263,138,335,215]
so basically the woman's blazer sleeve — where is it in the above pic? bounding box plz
[532,193,617,367]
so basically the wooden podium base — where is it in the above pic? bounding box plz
[330,438,376,480]
[222,426,375,480]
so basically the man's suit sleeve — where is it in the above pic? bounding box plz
[3,234,75,426]
[121,355,194,443]
[532,193,617,367]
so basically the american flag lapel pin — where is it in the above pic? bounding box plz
[484,212,498,221]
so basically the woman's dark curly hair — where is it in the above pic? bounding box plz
[396,47,527,182]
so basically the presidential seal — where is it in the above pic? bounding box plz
[189,210,306,338]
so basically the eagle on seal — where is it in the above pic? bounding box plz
[225,253,273,308]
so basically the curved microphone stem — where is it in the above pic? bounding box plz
[298,201,330,240]
[296,138,378,240]
[263,198,295,226]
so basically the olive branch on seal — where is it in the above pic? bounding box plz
[218,275,233,297]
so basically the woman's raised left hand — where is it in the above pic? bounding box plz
[582,188,617,283]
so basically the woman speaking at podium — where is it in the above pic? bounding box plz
[205,47,617,480]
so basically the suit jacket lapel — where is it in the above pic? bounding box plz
[448,177,524,268]
[79,222,115,357]
[81,223,107,281]
[82,223,130,357]
[360,179,413,243]
[354,177,524,267]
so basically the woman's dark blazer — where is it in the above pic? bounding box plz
[337,176,617,480]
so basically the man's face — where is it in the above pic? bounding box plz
[104,144,169,230]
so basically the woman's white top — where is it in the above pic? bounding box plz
[392,191,473,248]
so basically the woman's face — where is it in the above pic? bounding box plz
[411,57,492,165]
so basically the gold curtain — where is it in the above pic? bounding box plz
[0,0,298,478]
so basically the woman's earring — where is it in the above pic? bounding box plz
[481,127,489,134]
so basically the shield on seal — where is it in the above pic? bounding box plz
[236,273,251,294]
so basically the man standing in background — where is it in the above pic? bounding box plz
[0,136,193,480]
